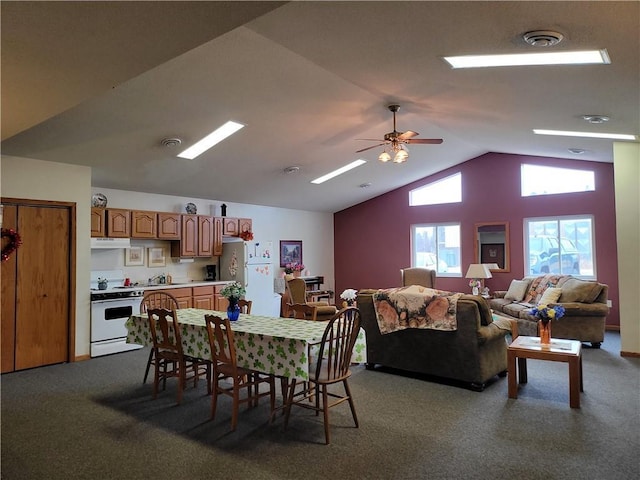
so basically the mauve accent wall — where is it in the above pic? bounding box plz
[334,152,620,327]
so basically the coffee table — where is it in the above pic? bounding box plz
[507,335,583,408]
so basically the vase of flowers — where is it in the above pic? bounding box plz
[340,288,358,307]
[469,279,481,296]
[284,262,305,278]
[220,281,246,321]
[529,303,566,345]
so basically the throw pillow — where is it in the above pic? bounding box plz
[558,278,603,303]
[504,280,529,301]
[538,287,562,305]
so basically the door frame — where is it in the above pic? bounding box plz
[1,197,77,365]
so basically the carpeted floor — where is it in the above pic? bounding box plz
[1,332,639,479]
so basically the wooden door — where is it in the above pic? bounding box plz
[198,215,213,256]
[106,209,130,237]
[213,217,223,256]
[158,213,181,239]
[1,205,18,372]
[15,205,70,370]
[90,208,105,237]
[131,210,157,238]
[180,215,198,257]
[222,217,239,236]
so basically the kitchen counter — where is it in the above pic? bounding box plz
[136,281,230,291]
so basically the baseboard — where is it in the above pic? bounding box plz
[605,324,620,332]
[74,354,91,362]
[620,351,640,358]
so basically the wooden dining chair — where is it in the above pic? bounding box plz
[205,314,275,431]
[237,299,252,314]
[288,303,318,321]
[140,291,180,384]
[147,308,211,404]
[284,306,362,444]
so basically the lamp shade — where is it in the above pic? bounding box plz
[465,263,492,279]
[378,151,391,162]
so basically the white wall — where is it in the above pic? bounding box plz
[1,155,92,357]
[613,142,640,355]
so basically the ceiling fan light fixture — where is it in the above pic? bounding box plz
[378,151,391,162]
[393,148,409,163]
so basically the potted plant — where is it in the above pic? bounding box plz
[220,281,246,321]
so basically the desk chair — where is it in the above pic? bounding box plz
[205,314,275,431]
[401,267,436,288]
[286,278,337,320]
[283,307,361,444]
[147,308,211,404]
[141,291,180,384]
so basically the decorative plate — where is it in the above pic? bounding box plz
[92,193,108,208]
[185,202,197,214]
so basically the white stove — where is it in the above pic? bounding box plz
[90,270,144,357]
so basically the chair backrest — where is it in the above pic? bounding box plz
[204,314,238,371]
[289,303,318,321]
[286,278,308,304]
[237,299,252,314]
[141,291,180,314]
[147,308,182,355]
[313,307,361,382]
[401,267,436,288]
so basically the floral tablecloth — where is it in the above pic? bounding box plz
[126,308,367,381]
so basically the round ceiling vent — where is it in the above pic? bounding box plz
[582,115,610,124]
[283,166,300,174]
[523,30,564,47]
[161,137,182,147]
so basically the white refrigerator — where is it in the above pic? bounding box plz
[219,240,281,317]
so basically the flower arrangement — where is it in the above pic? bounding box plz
[239,230,254,241]
[340,288,358,306]
[284,262,305,274]
[529,304,566,323]
[468,279,481,289]
[220,281,246,300]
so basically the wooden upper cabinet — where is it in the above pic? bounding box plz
[198,215,214,256]
[222,217,239,236]
[90,207,106,237]
[213,217,223,256]
[158,213,181,239]
[131,210,157,238]
[179,214,198,257]
[239,218,252,235]
[106,209,130,238]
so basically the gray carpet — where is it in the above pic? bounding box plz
[2,332,639,480]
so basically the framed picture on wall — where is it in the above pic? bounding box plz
[481,243,505,269]
[280,240,302,267]
[124,246,144,266]
[147,247,166,268]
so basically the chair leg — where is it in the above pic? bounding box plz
[322,385,331,445]
[343,379,359,427]
[283,379,298,430]
[211,379,219,420]
[231,382,240,431]
[143,348,154,384]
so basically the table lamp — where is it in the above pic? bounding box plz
[465,264,492,295]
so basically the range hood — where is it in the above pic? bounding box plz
[91,237,131,249]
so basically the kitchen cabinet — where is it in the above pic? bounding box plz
[106,209,130,238]
[164,287,192,309]
[221,217,239,236]
[239,218,252,235]
[214,284,230,311]
[171,214,214,258]
[91,207,106,237]
[213,217,223,256]
[193,286,215,310]
[158,213,181,239]
[131,210,157,238]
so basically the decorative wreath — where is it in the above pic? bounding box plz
[239,230,254,241]
[1,228,22,262]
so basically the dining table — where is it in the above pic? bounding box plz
[125,308,367,382]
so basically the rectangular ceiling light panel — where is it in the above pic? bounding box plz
[533,129,637,141]
[444,50,610,69]
[311,159,367,184]
[178,121,245,159]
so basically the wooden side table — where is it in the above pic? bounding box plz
[507,336,583,408]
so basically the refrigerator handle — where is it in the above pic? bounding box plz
[244,263,249,288]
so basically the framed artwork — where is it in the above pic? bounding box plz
[147,247,166,268]
[481,243,505,269]
[124,246,144,266]
[280,240,302,267]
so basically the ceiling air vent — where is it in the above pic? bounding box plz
[161,137,182,147]
[523,30,564,47]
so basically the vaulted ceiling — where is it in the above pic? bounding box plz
[2,1,638,212]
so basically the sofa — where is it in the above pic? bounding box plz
[489,275,609,348]
[357,290,511,391]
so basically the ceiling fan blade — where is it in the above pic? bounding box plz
[355,143,386,153]
[356,138,386,142]
[405,138,444,145]
[398,130,419,140]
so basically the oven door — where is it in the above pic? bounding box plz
[91,297,141,342]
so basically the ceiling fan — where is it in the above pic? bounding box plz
[356,104,443,163]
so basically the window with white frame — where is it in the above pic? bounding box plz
[521,164,595,197]
[409,172,462,206]
[412,223,461,275]
[524,216,595,278]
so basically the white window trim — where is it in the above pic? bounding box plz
[411,222,462,277]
